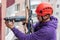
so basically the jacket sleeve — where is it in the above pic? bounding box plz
[11,27,50,40]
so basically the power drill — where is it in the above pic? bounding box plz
[4,16,26,22]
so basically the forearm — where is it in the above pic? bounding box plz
[11,27,26,40]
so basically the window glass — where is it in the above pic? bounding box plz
[57,4,59,8]
[15,4,20,11]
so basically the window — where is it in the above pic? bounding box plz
[31,5,37,9]
[15,4,20,11]
[56,12,59,15]
[57,4,59,8]
[51,4,53,6]
[48,0,50,2]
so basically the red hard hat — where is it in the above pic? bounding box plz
[35,2,53,16]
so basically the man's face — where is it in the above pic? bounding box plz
[37,15,50,22]
[37,15,42,22]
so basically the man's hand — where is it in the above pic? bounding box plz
[22,21,28,25]
[5,21,14,29]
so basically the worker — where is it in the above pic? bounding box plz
[5,2,58,40]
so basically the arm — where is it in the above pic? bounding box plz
[11,27,26,40]
[5,21,50,40]
[11,26,50,40]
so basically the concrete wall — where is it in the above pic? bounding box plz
[0,5,1,40]
[1,0,6,40]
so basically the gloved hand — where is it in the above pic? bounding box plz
[22,21,28,25]
[5,21,14,29]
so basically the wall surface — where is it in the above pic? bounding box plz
[0,6,1,40]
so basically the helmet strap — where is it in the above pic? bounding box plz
[41,15,50,22]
